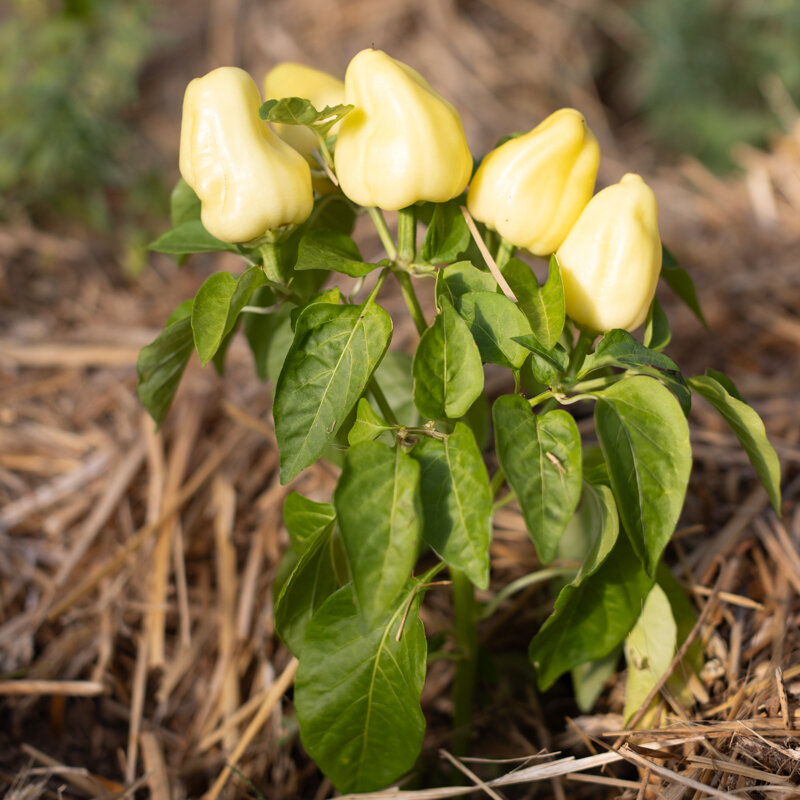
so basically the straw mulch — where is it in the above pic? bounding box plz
[2,1,800,797]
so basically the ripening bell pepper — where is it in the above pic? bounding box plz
[263,62,345,163]
[179,66,313,243]
[556,173,662,332]
[334,48,473,210]
[467,108,599,256]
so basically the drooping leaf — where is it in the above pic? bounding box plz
[295,583,427,793]
[170,177,201,227]
[422,200,471,264]
[623,583,677,724]
[137,305,194,427]
[149,219,239,256]
[191,266,267,365]
[594,376,692,575]
[580,329,691,415]
[274,302,393,483]
[455,290,532,369]
[411,423,492,588]
[661,245,707,326]
[493,395,582,563]
[348,398,394,445]
[334,442,422,624]
[502,255,565,350]
[283,491,336,555]
[295,228,382,277]
[529,532,653,690]
[689,373,781,513]
[412,296,483,421]
[643,295,671,351]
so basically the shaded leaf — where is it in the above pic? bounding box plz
[643,295,671,351]
[295,228,382,277]
[661,245,707,326]
[283,492,336,555]
[422,200,471,264]
[149,219,238,256]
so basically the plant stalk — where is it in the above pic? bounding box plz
[395,271,427,334]
[450,568,477,756]
[366,207,398,261]
[397,206,417,264]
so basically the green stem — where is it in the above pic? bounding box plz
[489,467,505,497]
[567,328,595,379]
[366,207,398,261]
[395,271,427,334]
[495,238,515,269]
[451,568,477,756]
[397,206,417,264]
[492,491,517,513]
[528,389,555,408]
[368,377,400,426]
[481,567,576,620]
[364,267,390,308]
[570,374,621,394]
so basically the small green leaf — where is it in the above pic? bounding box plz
[643,295,671,351]
[348,398,394,445]
[170,177,201,227]
[283,492,336,555]
[295,583,426,793]
[580,329,691,415]
[422,200,471,264]
[435,261,497,303]
[661,245,707,327]
[689,373,781,513]
[529,532,653,690]
[502,255,565,350]
[455,290,532,369]
[295,228,382,278]
[275,302,393,483]
[411,423,492,589]
[210,320,240,376]
[149,219,238,256]
[512,336,569,385]
[137,304,194,427]
[412,296,483,421]
[594,376,692,575]
[274,524,341,656]
[493,396,582,563]
[572,648,620,713]
[623,583,677,724]
[260,97,354,138]
[191,266,267,365]
[335,442,422,624]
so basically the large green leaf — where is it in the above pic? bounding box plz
[295,583,427,793]
[689,373,781,513]
[334,442,422,624]
[493,395,582,563]
[283,491,336,555]
[455,291,532,369]
[274,524,341,656]
[594,376,692,575]
[274,302,393,483]
[191,267,266,365]
[137,303,194,427]
[502,255,565,350]
[411,423,491,588]
[295,228,382,277]
[435,261,497,303]
[149,219,239,256]
[529,532,653,690]
[412,296,483,421]
[422,200,471,264]
[579,329,691,415]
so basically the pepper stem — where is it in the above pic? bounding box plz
[395,271,427,335]
[397,205,417,264]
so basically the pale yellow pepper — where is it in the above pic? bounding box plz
[263,62,345,164]
[556,173,662,332]
[334,49,473,211]
[179,66,313,243]
[467,108,599,256]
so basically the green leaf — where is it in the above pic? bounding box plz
[290,287,341,330]
[311,194,356,236]
[295,228,382,278]
[274,524,341,656]
[295,583,426,793]
[555,481,619,571]
[283,491,336,555]
[191,267,267,365]
[643,295,671,351]
[661,245,707,326]
[513,336,569,386]
[455,291,532,369]
[137,304,194,427]
[210,319,240,376]
[502,255,565,350]
[335,442,422,624]
[435,260,497,303]
[243,299,293,382]
[704,368,743,401]
[170,177,201,226]
[493,396,582,563]
[529,532,653,690]
[623,583,677,724]
[422,200,471,264]
[149,219,238,256]
[580,329,691,415]
[275,302,393,483]
[689,373,781,513]
[373,350,418,427]
[412,296,483,421]
[657,563,705,681]
[411,423,491,589]
[348,398,394,445]
[594,376,692,575]
[572,648,620,713]
[260,96,354,138]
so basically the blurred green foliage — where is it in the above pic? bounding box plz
[0,0,162,232]
[630,0,800,172]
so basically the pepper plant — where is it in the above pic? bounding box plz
[139,50,782,793]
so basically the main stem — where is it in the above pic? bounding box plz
[451,568,477,756]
